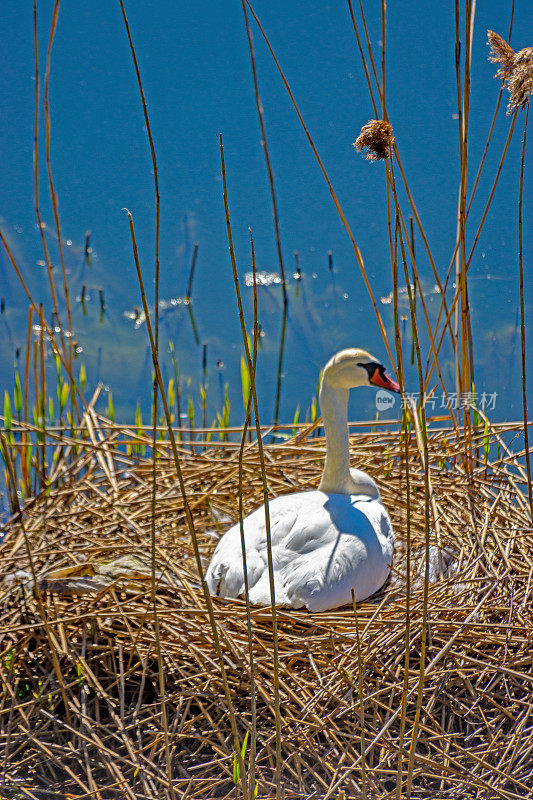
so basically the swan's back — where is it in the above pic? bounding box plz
[205,490,394,612]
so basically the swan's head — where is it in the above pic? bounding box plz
[321,348,400,392]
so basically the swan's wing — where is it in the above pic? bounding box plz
[205,501,299,600]
[282,537,389,612]
[206,493,394,611]
[281,498,394,612]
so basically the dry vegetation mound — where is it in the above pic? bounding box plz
[1,419,532,799]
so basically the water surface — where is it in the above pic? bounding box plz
[0,0,531,428]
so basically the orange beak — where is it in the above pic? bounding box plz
[370,367,400,393]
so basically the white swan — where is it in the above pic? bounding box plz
[205,348,400,612]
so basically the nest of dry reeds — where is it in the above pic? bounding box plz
[1,416,532,800]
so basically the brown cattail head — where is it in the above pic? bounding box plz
[353,119,395,161]
[488,30,533,113]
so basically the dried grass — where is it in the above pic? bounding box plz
[1,415,532,799]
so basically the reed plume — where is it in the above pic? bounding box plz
[488,30,533,112]
[487,30,515,78]
[353,119,395,161]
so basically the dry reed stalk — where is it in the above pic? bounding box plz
[44,0,74,378]
[32,1,68,370]
[236,231,260,799]
[393,216,432,798]
[384,161,461,437]
[349,0,458,367]
[243,0,396,371]
[1,417,532,798]
[380,0,386,117]
[125,208,250,799]
[346,7,459,432]
[241,1,287,309]
[391,217,413,800]
[453,0,477,470]
[116,2,171,792]
[460,7,516,232]
[351,593,367,800]
[425,109,519,394]
[347,0,379,117]
[427,26,532,397]
[220,135,282,798]
[517,105,533,520]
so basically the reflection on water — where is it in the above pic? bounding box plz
[123,295,191,329]
[244,269,282,286]
[379,283,442,305]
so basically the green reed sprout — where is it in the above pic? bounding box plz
[79,363,87,394]
[483,419,490,467]
[292,404,300,436]
[4,392,12,445]
[13,368,22,418]
[241,355,251,411]
[134,402,144,456]
[107,391,114,423]
[217,383,230,441]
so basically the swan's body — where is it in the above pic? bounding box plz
[206,348,400,611]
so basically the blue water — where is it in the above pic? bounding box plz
[0,0,531,429]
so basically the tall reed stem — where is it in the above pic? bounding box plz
[237,230,259,797]
[391,217,412,799]
[32,1,68,368]
[390,169,431,798]
[244,0,395,369]
[242,1,287,308]
[44,1,73,375]
[219,135,283,799]
[453,0,476,470]
[126,209,250,800]
[351,593,367,800]
[518,105,532,519]
[117,0,171,792]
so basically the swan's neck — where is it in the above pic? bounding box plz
[318,381,380,498]
[318,382,353,494]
